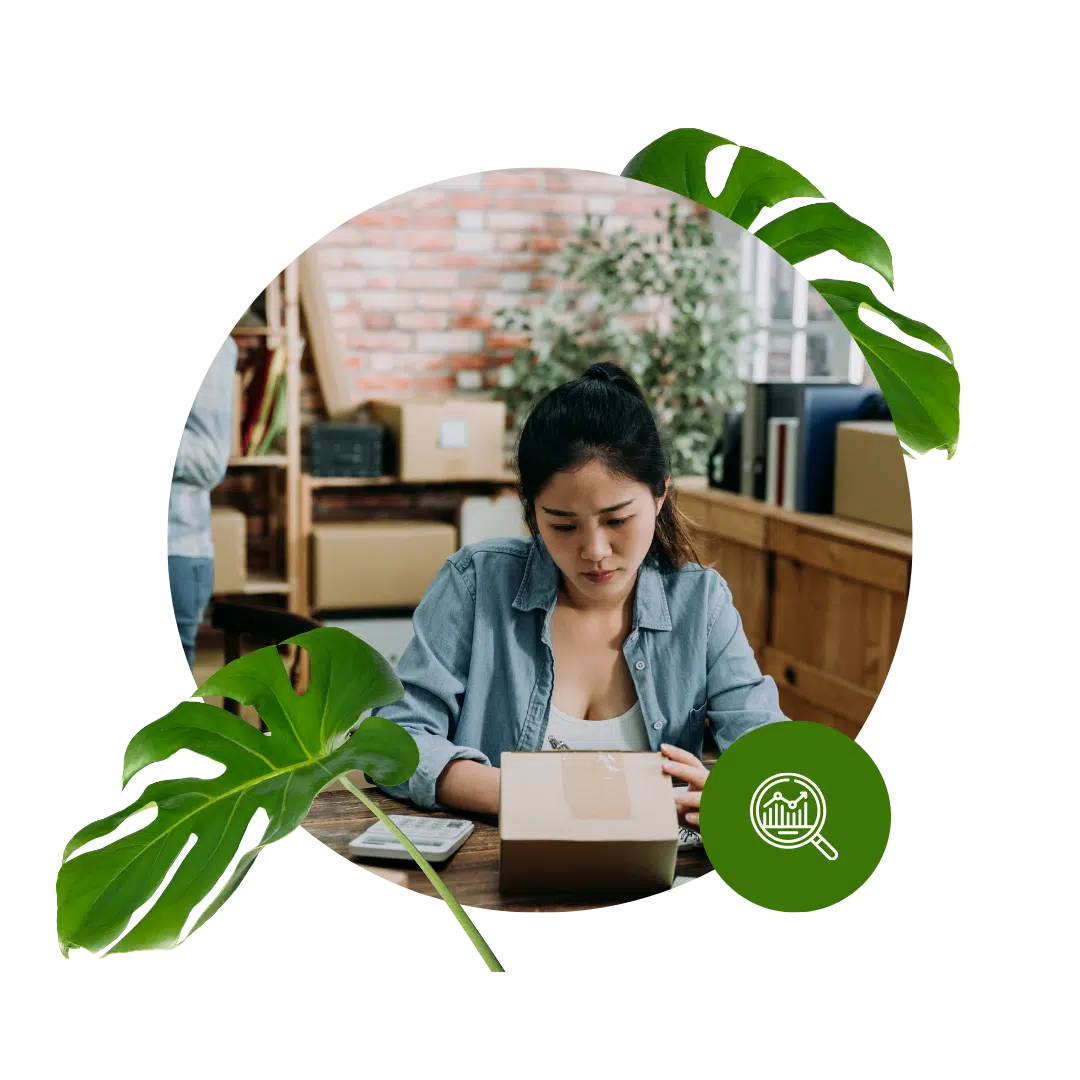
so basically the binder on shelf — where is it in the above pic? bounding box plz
[740,381,879,513]
[765,417,799,510]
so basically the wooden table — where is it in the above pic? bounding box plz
[302,787,715,912]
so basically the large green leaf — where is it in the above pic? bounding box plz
[56,627,416,957]
[755,203,894,290]
[622,129,822,229]
[622,126,960,457]
[708,146,824,230]
[620,127,735,208]
[812,278,959,456]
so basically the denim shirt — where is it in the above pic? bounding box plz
[167,337,238,558]
[374,536,787,809]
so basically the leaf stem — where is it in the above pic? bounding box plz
[340,778,504,972]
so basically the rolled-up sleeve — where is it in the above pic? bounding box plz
[372,555,491,809]
[704,570,788,750]
[173,337,238,490]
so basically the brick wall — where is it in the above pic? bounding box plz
[299,168,701,422]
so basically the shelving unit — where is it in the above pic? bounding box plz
[296,472,518,617]
[222,261,302,611]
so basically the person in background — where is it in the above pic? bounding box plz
[167,336,239,670]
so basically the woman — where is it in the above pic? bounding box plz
[375,362,786,828]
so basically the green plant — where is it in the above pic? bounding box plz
[621,128,960,457]
[55,627,503,971]
[494,203,747,478]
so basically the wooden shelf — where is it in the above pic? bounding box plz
[229,454,288,467]
[243,572,291,595]
[303,473,517,490]
[230,325,272,336]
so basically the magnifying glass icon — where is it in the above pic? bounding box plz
[750,773,838,860]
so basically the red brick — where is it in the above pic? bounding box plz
[345,353,364,369]
[449,354,491,371]
[365,313,395,330]
[450,193,493,210]
[439,254,487,269]
[415,374,458,392]
[529,235,561,254]
[355,375,411,392]
[483,172,540,190]
[504,255,543,272]
[544,173,573,192]
[356,229,395,247]
[616,197,674,214]
[332,312,361,330]
[353,291,413,311]
[363,276,395,289]
[398,231,454,251]
[454,295,482,313]
[412,214,457,229]
[452,313,493,331]
[496,234,528,253]
[417,292,456,311]
[531,275,557,291]
[464,271,502,289]
[396,312,449,331]
[345,331,412,350]
[486,333,529,350]
[353,211,410,228]
[493,195,557,212]
[399,270,459,289]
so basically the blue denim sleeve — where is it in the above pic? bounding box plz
[173,337,237,489]
[704,570,788,750]
[372,555,492,809]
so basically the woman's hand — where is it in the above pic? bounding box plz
[660,744,709,830]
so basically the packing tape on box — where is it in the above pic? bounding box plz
[562,752,632,820]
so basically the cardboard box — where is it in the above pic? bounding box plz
[457,493,529,546]
[311,520,457,610]
[833,421,912,533]
[210,507,247,594]
[369,397,506,482]
[499,751,679,895]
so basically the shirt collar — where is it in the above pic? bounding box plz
[512,539,672,631]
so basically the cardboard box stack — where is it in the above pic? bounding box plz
[833,420,912,533]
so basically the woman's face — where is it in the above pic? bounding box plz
[533,460,666,602]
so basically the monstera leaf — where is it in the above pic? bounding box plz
[811,279,959,455]
[57,627,415,957]
[623,127,960,457]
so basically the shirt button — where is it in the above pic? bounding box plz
[652,721,663,730]
[635,660,645,670]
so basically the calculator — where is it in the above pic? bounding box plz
[347,815,474,864]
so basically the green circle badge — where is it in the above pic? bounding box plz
[699,722,890,911]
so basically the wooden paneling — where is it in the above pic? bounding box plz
[770,518,909,593]
[763,648,877,734]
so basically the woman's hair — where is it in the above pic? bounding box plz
[515,361,700,570]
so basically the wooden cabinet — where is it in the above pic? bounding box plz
[677,486,912,737]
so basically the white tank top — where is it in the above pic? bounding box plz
[542,700,651,752]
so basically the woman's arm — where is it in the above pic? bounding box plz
[435,760,501,816]
[703,571,788,749]
[373,554,494,810]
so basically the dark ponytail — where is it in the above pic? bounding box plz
[516,361,700,570]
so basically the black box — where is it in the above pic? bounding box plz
[309,422,386,478]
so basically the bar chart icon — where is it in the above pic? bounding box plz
[750,773,839,860]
